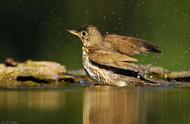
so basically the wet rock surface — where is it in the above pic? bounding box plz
[0,59,189,89]
[0,60,75,88]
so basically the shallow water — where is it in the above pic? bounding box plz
[0,86,190,124]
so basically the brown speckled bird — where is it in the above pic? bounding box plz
[68,25,161,86]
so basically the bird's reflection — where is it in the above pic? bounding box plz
[83,87,146,124]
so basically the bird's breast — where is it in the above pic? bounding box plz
[82,47,107,83]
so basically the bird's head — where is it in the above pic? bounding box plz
[67,25,103,47]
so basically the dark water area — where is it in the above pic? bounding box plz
[0,87,190,124]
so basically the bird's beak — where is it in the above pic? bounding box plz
[67,30,80,37]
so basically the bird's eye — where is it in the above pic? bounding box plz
[81,31,87,36]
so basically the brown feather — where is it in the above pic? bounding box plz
[88,48,141,71]
[103,34,161,56]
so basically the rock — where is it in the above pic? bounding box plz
[0,60,70,88]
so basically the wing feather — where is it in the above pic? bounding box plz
[103,34,161,56]
[88,48,140,70]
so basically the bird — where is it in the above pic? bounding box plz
[67,25,161,86]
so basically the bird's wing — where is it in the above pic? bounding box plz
[88,48,140,70]
[103,34,161,56]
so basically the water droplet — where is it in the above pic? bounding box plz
[56,43,60,47]
[137,4,141,8]
[85,10,89,14]
[150,75,153,79]
[174,20,178,23]
[137,75,141,79]
[184,19,188,23]
[182,13,188,17]
[135,33,138,36]
[111,11,115,14]
[118,17,122,21]
[114,27,118,31]
[174,9,178,13]
[152,29,157,32]
[166,1,171,5]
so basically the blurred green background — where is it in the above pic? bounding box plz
[0,0,190,71]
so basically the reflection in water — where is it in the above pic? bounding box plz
[83,87,146,124]
[0,90,65,111]
[0,89,83,124]
[83,87,190,124]
[0,87,190,124]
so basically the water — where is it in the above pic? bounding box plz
[0,87,189,124]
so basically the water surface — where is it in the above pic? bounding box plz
[0,87,189,124]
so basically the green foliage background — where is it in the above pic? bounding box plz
[0,0,190,71]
